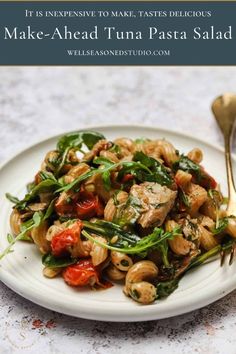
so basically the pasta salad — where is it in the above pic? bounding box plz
[2,131,236,305]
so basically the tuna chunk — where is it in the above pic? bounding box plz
[130,182,177,228]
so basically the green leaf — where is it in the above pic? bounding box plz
[26,181,36,193]
[82,226,180,255]
[173,155,201,181]
[5,193,20,204]
[132,151,174,187]
[39,171,58,182]
[93,156,114,168]
[43,199,56,220]
[213,217,229,234]
[83,219,140,246]
[156,278,179,298]
[15,179,61,210]
[112,195,142,228]
[57,131,105,152]
[156,240,170,267]
[42,253,77,268]
[102,170,112,191]
[7,233,14,243]
[58,160,150,193]
[0,211,44,261]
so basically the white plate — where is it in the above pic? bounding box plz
[0,125,236,322]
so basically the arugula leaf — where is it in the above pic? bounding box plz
[173,155,201,181]
[102,170,112,191]
[26,181,36,193]
[156,240,170,267]
[212,217,230,235]
[156,278,179,298]
[58,160,150,193]
[82,226,180,255]
[93,157,114,191]
[112,195,142,228]
[132,152,174,187]
[57,131,105,152]
[7,233,14,243]
[5,193,20,204]
[42,253,77,268]
[156,239,235,299]
[39,171,58,182]
[0,211,43,260]
[15,179,61,210]
[83,220,140,246]
[188,240,234,269]
[43,199,56,220]
[93,156,114,167]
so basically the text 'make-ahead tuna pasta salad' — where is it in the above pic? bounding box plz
[2,131,236,305]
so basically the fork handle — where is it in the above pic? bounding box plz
[224,131,236,214]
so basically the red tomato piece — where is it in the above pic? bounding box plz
[51,220,82,257]
[76,191,103,219]
[63,259,99,287]
[54,192,76,217]
[200,168,217,189]
[121,173,134,184]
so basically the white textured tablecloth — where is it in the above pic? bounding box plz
[0,67,236,354]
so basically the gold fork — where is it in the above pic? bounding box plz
[212,93,236,265]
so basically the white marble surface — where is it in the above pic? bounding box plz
[0,67,236,354]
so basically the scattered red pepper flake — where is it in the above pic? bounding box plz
[32,319,43,329]
[45,320,56,329]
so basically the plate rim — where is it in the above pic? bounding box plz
[0,124,235,322]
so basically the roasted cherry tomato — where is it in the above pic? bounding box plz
[121,173,134,184]
[200,168,217,189]
[63,259,99,287]
[76,191,103,219]
[191,167,217,190]
[51,220,82,257]
[55,192,76,217]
